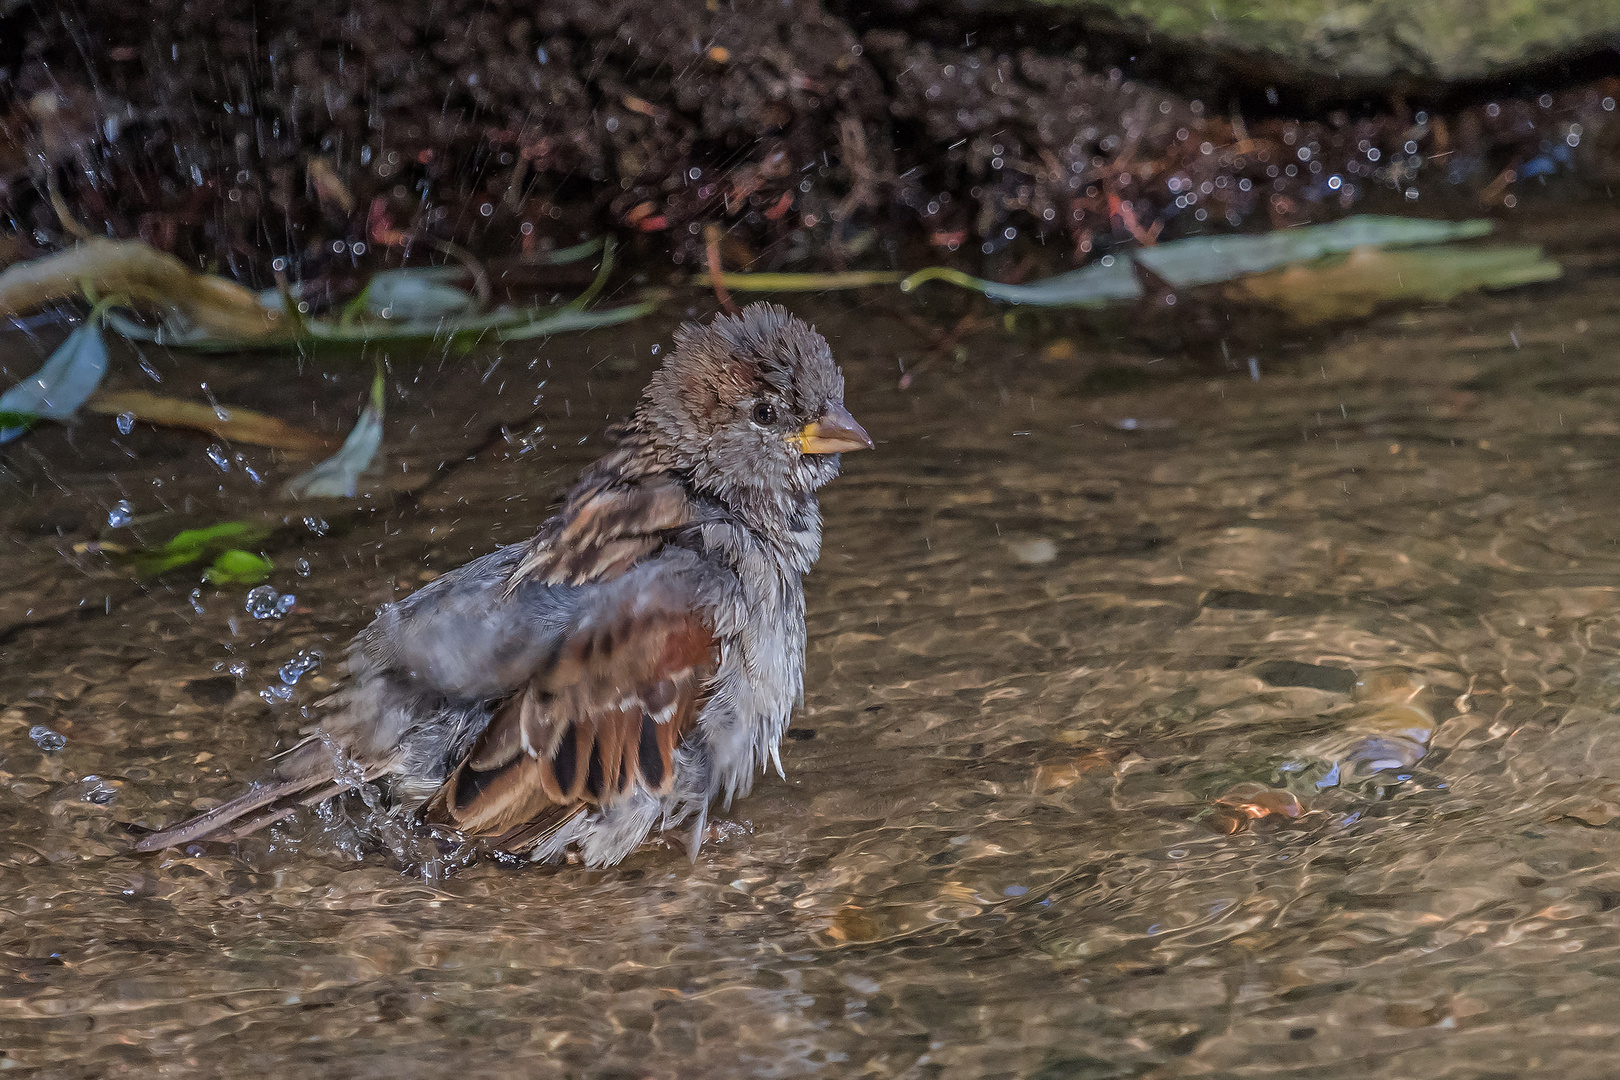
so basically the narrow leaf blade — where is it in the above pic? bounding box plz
[0,321,110,443]
[283,371,385,498]
[85,390,335,451]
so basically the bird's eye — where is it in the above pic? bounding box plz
[751,402,778,426]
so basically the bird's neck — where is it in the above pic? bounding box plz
[595,424,827,576]
[698,487,823,579]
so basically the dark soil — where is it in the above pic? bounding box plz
[3,0,1619,298]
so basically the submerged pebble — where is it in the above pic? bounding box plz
[1006,537,1057,564]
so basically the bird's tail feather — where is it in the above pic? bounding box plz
[132,774,328,851]
[133,738,380,852]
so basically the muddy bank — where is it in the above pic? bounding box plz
[2,0,1618,296]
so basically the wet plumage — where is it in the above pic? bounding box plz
[136,302,872,866]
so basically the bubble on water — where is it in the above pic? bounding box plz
[116,412,136,435]
[303,516,329,536]
[279,649,322,685]
[80,776,117,804]
[295,558,311,576]
[187,588,206,615]
[30,725,66,752]
[206,444,231,471]
[107,500,134,528]
[260,683,294,704]
[276,593,296,616]
[245,585,284,619]
[229,660,249,678]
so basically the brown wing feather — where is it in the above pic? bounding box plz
[422,606,716,845]
[506,469,694,592]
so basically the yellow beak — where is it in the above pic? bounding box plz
[789,401,873,454]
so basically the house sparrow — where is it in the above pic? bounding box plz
[135,302,872,866]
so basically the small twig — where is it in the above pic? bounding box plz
[704,224,738,314]
[432,239,493,311]
[1106,190,1162,246]
[1480,165,1517,206]
[833,116,880,224]
[43,170,94,242]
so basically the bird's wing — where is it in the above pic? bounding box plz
[422,568,718,839]
[505,470,695,591]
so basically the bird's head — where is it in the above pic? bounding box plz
[634,302,872,513]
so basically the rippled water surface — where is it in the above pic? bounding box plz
[10,211,1620,1077]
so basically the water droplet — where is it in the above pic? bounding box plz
[116,412,136,435]
[187,588,206,615]
[278,649,323,685]
[295,558,311,576]
[206,444,231,471]
[303,516,329,536]
[30,725,66,752]
[234,453,262,484]
[260,683,294,704]
[244,585,284,619]
[275,593,297,616]
[229,661,249,678]
[107,500,134,528]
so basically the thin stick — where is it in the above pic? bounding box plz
[703,224,738,314]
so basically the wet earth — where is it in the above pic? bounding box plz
[8,207,1620,1077]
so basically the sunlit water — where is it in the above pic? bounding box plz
[7,210,1620,1077]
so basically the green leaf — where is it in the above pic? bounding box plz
[899,215,1498,308]
[565,237,616,311]
[690,270,908,291]
[203,549,274,584]
[529,238,603,265]
[495,300,659,341]
[130,520,274,578]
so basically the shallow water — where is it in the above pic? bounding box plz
[8,209,1620,1077]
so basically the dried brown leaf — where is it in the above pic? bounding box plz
[0,237,285,341]
[86,390,334,451]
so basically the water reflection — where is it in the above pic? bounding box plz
[6,211,1620,1074]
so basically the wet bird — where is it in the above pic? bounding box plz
[136,302,872,866]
